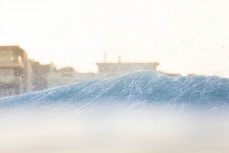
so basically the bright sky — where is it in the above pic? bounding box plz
[0,0,229,76]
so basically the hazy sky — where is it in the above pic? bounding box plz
[0,0,229,76]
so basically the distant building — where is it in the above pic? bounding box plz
[157,70,181,77]
[47,66,95,88]
[32,62,96,90]
[59,67,75,77]
[96,62,159,78]
[31,61,53,91]
[0,46,32,97]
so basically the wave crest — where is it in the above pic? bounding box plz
[1,71,229,107]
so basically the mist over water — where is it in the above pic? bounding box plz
[1,71,229,153]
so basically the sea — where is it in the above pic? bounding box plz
[0,71,229,153]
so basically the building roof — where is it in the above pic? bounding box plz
[0,45,26,57]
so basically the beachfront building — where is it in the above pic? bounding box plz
[96,62,159,78]
[0,46,32,97]
[47,66,95,88]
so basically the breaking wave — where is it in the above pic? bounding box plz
[1,71,229,109]
[1,71,229,153]
[1,71,229,105]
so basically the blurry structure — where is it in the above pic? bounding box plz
[47,67,95,88]
[96,62,159,78]
[31,61,53,91]
[157,70,181,77]
[59,67,75,77]
[31,62,95,90]
[0,46,32,97]
[31,61,95,90]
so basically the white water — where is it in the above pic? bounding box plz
[0,71,229,153]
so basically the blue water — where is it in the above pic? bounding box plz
[1,71,229,153]
[0,71,229,109]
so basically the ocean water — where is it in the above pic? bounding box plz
[1,71,229,108]
[0,71,229,153]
